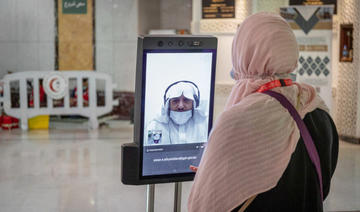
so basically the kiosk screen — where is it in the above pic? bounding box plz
[141,49,216,177]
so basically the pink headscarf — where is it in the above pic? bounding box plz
[188,12,327,212]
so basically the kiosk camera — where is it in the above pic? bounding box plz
[122,35,217,185]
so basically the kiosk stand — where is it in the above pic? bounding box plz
[174,182,182,212]
[146,182,182,212]
[146,184,155,212]
[121,35,217,212]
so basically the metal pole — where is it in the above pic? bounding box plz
[174,182,182,212]
[146,184,155,212]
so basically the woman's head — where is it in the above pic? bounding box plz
[232,12,298,80]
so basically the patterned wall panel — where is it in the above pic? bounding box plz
[253,0,288,13]
[199,19,242,33]
[235,0,252,21]
[297,56,331,78]
[336,0,360,136]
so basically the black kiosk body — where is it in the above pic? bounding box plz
[122,35,217,185]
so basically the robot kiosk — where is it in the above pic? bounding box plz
[122,35,217,212]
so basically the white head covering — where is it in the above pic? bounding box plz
[164,81,198,105]
[157,81,201,123]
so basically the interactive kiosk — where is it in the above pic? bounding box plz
[122,35,217,212]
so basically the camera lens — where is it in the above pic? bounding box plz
[158,41,164,47]
[178,41,184,46]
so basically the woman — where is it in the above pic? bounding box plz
[188,12,338,212]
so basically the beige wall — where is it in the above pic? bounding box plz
[58,0,94,71]
[160,0,192,30]
[138,0,192,35]
[138,0,160,35]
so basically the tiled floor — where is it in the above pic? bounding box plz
[324,141,360,212]
[0,121,359,212]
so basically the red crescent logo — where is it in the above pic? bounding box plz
[49,78,57,92]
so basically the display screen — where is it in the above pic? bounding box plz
[141,49,216,177]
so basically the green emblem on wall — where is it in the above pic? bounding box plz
[62,0,87,14]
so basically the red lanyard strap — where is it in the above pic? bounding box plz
[256,79,292,93]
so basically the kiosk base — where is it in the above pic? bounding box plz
[121,143,140,185]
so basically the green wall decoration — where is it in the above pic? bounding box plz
[62,0,87,14]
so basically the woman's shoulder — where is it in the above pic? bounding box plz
[304,108,337,133]
[219,92,288,121]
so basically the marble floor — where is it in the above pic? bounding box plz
[0,121,359,212]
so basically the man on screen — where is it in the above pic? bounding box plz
[146,81,208,145]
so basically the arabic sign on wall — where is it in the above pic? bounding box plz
[202,0,235,19]
[280,6,334,110]
[62,0,87,14]
[289,0,337,13]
